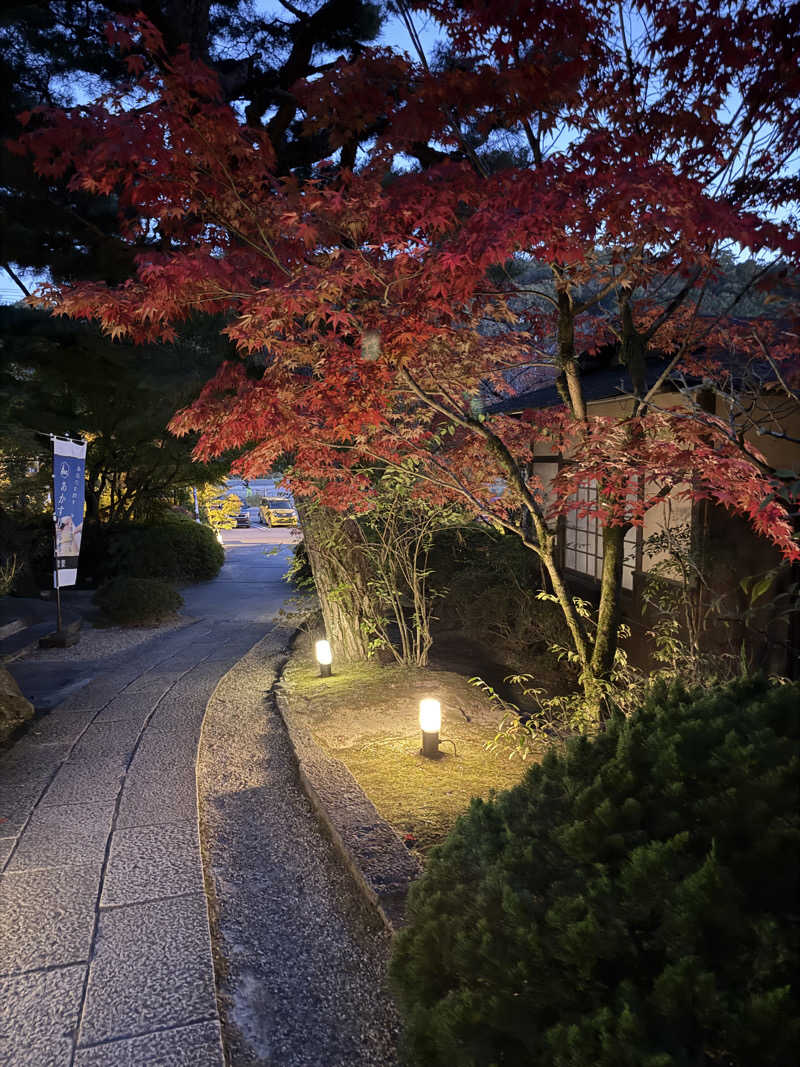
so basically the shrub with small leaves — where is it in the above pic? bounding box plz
[93,577,183,625]
[106,517,224,583]
[390,677,800,1067]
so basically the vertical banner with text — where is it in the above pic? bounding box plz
[52,436,87,588]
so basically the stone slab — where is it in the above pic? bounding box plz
[126,724,200,772]
[74,1020,223,1067]
[0,775,51,833]
[101,824,201,907]
[0,963,85,1066]
[122,669,185,695]
[8,800,114,871]
[23,709,96,745]
[55,667,150,712]
[115,763,198,829]
[55,686,118,713]
[39,756,126,808]
[0,836,16,867]
[145,699,206,736]
[160,662,227,706]
[0,864,101,974]
[78,893,217,1047]
[0,742,70,784]
[94,688,167,727]
[69,720,143,763]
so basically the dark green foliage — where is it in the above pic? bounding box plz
[285,538,314,589]
[102,517,224,584]
[0,513,223,592]
[0,511,53,594]
[391,677,800,1067]
[431,525,571,667]
[93,577,182,625]
[0,306,232,524]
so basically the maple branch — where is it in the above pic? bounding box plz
[573,245,645,317]
[276,0,306,19]
[641,257,781,410]
[2,263,31,298]
[395,0,489,179]
[642,264,703,343]
[520,114,543,167]
[617,1,641,137]
[753,332,800,403]
[398,364,550,534]
[636,285,710,412]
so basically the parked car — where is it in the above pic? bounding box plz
[235,510,251,528]
[259,497,298,526]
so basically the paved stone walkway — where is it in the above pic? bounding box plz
[0,616,268,1066]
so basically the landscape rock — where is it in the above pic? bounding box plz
[0,667,34,745]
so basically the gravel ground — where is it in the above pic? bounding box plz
[198,628,402,1067]
[22,616,192,664]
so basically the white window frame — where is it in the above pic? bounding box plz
[563,479,639,591]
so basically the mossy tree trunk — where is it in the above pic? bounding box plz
[297,500,374,663]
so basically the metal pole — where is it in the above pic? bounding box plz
[51,436,63,634]
[420,730,441,758]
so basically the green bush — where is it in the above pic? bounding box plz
[93,577,183,625]
[391,677,800,1067]
[102,516,224,583]
[430,525,571,666]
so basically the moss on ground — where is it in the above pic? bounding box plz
[282,638,536,853]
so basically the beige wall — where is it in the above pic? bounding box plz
[523,385,800,585]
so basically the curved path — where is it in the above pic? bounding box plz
[199,631,400,1067]
[0,529,308,1065]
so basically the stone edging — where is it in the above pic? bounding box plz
[273,677,421,933]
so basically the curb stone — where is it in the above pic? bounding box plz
[273,680,421,933]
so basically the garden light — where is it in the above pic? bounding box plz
[419,698,442,759]
[315,639,332,677]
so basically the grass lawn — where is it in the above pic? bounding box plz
[281,636,539,852]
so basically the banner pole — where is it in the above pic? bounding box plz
[50,437,62,634]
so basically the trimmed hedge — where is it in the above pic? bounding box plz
[390,677,800,1067]
[82,517,224,585]
[93,577,183,625]
[0,511,224,593]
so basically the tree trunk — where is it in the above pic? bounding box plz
[590,523,626,712]
[297,500,374,663]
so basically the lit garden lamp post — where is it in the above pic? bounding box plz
[315,639,333,678]
[419,698,442,759]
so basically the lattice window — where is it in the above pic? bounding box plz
[563,480,638,590]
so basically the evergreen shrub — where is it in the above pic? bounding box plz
[390,677,800,1067]
[102,516,224,583]
[93,577,183,625]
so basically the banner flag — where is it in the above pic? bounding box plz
[52,436,87,588]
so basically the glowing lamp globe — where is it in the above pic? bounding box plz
[419,698,442,759]
[315,639,332,677]
[419,698,441,733]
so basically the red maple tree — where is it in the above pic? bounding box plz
[17,2,800,704]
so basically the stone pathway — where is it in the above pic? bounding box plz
[0,616,267,1066]
[0,528,404,1066]
[0,527,295,1066]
